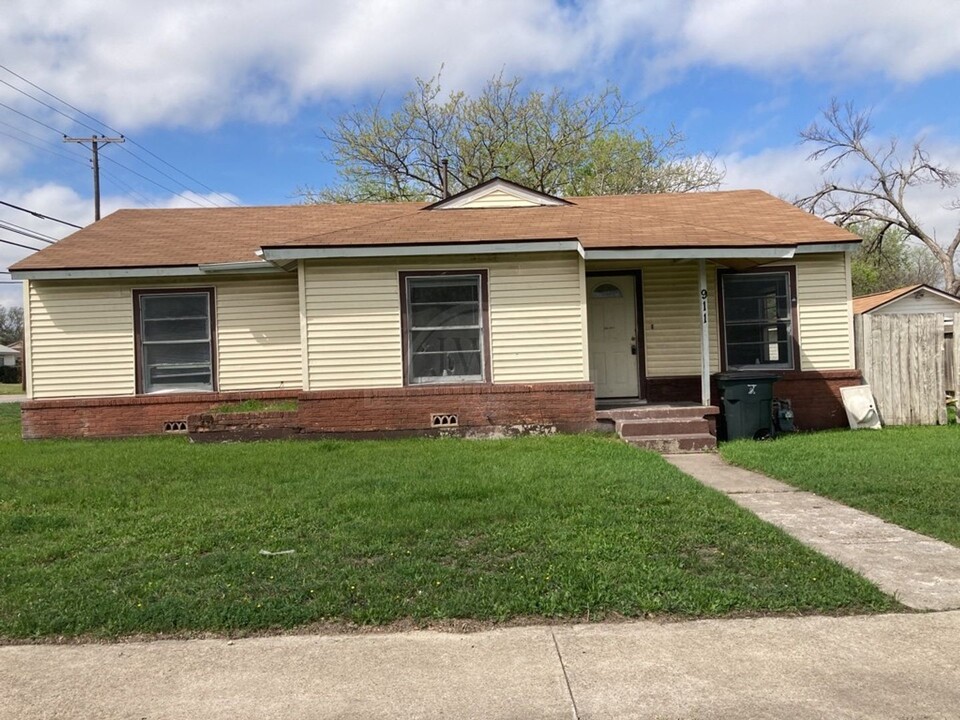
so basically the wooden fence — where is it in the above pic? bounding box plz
[854,312,960,425]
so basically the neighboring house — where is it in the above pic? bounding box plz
[9,178,862,441]
[0,344,17,368]
[853,284,960,327]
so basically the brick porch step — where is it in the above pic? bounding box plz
[628,433,717,453]
[618,418,711,438]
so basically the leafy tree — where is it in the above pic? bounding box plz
[849,222,942,296]
[300,72,723,203]
[0,305,22,346]
[799,100,960,294]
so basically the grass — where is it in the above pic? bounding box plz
[0,404,894,639]
[0,384,23,395]
[721,424,960,547]
[209,399,298,414]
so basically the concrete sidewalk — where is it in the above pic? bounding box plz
[2,611,960,719]
[665,453,960,611]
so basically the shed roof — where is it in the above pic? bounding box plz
[852,284,960,314]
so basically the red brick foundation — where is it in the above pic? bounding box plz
[644,370,862,431]
[21,383,597,440]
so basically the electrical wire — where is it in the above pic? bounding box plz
[0,222,55,244]
[0,64,239,206]
[0,201,82,229]
[0,235,43,251]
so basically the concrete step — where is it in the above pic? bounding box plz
[627,433,717,454]
[598,405,719,422]
[618,418,711,438]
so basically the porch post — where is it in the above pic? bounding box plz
[698,259,711,407]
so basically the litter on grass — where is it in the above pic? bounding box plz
[258,549,296,556]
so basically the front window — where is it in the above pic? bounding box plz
[721,272,794,369]
[403,273,486,384]
[137,290,215,393]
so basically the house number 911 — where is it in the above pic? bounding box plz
[700,288,708,324]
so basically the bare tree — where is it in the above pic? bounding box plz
[299,71,723,203]
[798,100,960,293]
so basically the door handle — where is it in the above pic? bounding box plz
[631,344,637,355]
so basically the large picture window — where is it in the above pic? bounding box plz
[402,272,488,384]
[135,289,215,393]
[720,271,795,370]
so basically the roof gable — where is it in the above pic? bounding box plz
[426,177,571,210]
[853,284,960,314]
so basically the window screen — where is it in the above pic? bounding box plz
[138,291,214,393]
[405,275,484,384]
[721,272,793,369]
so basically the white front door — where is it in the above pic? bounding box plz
[587,276,640,399]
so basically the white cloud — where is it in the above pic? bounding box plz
[652,0,960,86]
[3,0,956,133]
[721,137,960,248]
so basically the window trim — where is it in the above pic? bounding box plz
[133,287,218,394]
[399,270,491,386]
[716,267,800,372]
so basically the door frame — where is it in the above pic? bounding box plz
[586,270,646,400]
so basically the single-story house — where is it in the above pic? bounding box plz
[9,178,863,445]
[853,284,960,327]
[0,343,18,368]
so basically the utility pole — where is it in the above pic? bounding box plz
[63,135,125,221]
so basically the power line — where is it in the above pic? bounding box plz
[0,76,102,135]
[98,154,209,208]
[0,221,55,244]
[0,100,66,136]
[0,127,91,167]
[0,235,43,252]
[0,201,82,229]
[0,63,240,207]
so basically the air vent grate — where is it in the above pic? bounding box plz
[431,413,458,428]
[163,420,188,433]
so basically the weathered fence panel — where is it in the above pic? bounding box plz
[854,313,949,425]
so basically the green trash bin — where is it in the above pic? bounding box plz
[716,373,780,441]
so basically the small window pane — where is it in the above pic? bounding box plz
[591,283,623,299]
[141,294,209,320]
[143,318,209,342]
[409,277,479,304]
[411,350,482,381]
[410,303,479,328]
[411,329,481,354]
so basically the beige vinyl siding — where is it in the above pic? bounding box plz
[642,262,720,377]
[784,253,854,370]
[302,253,586,390]
[303,266,404,389]
[458,188,541,208]
[27,274,302,399]
[29,282,136,398]
[488,256,584,383]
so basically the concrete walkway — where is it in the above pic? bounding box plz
[3,611,960,719]
[0,394,24,403]
[665,453,960,611]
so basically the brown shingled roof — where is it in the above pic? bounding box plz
[11,189,858,271]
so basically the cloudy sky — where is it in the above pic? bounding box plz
[2,0,960,306]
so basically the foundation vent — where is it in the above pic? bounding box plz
[431,413,459,428]
[163,420,188,433]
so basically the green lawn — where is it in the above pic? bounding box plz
[0,384,22,395]
[0,403,893,639]
[721,424,960,547]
